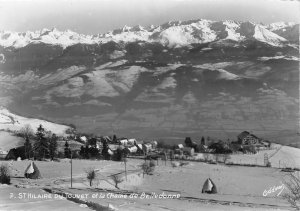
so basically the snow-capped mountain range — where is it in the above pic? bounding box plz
[0,18,299,146]
[0,19,298,49]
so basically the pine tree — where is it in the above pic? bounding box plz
[34,124,49,160]
[49,134,58,160]
[201,136,205,145]
[102,139,109,160]
[112,134,117,143]
[184,137,192,147]
[80,146,85,158]
[64,140,71,158]
[24,137,32,159]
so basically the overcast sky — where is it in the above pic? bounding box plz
[0,0,299,34]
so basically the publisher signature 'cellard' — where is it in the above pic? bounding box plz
[263,184,285,197]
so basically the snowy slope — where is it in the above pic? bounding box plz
[266,22,299,43]
[229,144,300,168]
[0,107,70,136]
[0,19,295,49]
[253,25,287,45]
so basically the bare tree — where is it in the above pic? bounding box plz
[86,168,96,187]
[110,174,123,189]
[19,124,34,139]
[283,172,300,210]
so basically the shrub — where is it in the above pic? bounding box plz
[179,161,189,166]
[266,161,272,167]
[0,164,11,184]
[110,174,123,189]
[141,162,155,177]
[149,160,156,168]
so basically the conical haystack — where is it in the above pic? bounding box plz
[24,162,42,179]
[202,178,217,194]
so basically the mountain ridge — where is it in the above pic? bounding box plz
[0,19,298,49]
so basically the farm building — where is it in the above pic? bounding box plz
[102,136,112,143]
[177,144,184,149]
[198,144,208,152]
[127,139,137,145]
[261,140,271,148]
[5,146,26,160]
[237,131,260,145]
[108,144,120,151]
[151,141,158,148]
[119,139,128,146]
[107,149,114,156]
[80,136,87,143]
[142,143,152,154]
[124,146,138,154]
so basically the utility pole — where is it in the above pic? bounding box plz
[124,157,127,181]
[71,152,73,188]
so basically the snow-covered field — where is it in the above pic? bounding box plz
[192,143,300,169]
[228,144,300,169]
[0,158,296,211]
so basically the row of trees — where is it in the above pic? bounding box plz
[21,124,58,160]
[19,124,127,161]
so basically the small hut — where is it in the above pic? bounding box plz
[202,178,217,194]
[24,162,42,179]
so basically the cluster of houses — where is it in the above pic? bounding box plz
[112,139,157,156]
[1,131,271,161]
[78,135,157,156]
[171,131,271,157]
[236,131,270,148]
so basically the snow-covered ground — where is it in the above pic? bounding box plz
[258,55,299,61]
[0,186,87,211]
[0,158,296,210]
[193,144,300,169]
[0,107,70,136]
[229,144,300,168]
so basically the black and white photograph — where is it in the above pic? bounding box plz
[0,0,299,210]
